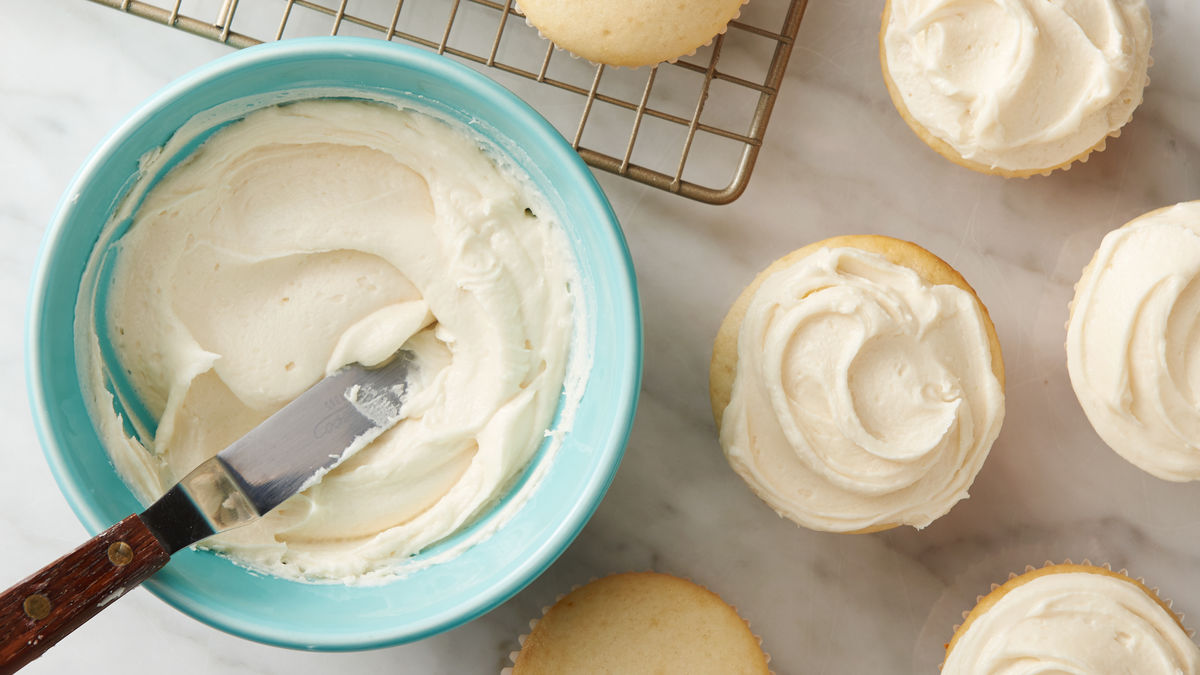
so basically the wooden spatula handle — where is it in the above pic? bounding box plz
[0,514,170,674]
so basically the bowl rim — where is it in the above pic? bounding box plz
[25,37,642,650]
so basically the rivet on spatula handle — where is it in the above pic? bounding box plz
[0,514,170,674]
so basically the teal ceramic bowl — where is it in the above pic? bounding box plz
[27,38,641,650]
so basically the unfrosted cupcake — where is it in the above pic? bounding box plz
[944,562,1200,673]
[1067,201,1200,481]
[880,0,1152,177]
[517,0,746,67]
[710,235,1005,533]
[506,572,768,674]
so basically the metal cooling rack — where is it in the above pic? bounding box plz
[88,0,809,204]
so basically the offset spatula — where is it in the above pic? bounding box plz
[0,350,417,674]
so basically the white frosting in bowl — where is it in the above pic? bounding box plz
[943,571,1200,674]
[719,246,1004,532]
[1067,202,1200,482]
[80,99,583,582]
[882,0,1152,172]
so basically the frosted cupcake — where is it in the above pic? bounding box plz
[1067,201,1200,481]
[944,563,1200,673]
[506,572,768,674]
[710,235,1005,533]
[880,0,1152,177]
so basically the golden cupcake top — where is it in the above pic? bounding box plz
[508,572,767,675]
[712,236,1004,533]
[517,0,746,67]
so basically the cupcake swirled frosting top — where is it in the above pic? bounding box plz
[719,245,1004,532]
[882,0,1152,172]
[1067,202,1200,482]
[943,570,1200,674]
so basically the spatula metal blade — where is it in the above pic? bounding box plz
[138,350,416,553]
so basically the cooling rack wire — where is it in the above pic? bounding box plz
[88,0,809,204]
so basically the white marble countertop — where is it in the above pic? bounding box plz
[4,0,1200,673]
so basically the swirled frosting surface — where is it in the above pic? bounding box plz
[1067,202,1200,482]
[84,100,581,582]
[943,571,1200,674]
[883,0,1152,171]
[719,247,1004,532]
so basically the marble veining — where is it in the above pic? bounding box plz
[3,0,1200,673]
